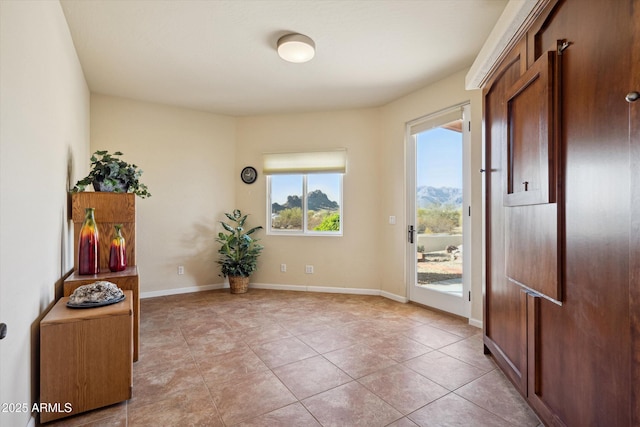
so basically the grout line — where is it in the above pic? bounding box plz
[131,288,534,426]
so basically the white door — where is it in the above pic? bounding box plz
[406,104,471,318]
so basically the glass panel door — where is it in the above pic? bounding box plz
[407,104,470,317]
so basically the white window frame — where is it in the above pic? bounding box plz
[267,173,343,236]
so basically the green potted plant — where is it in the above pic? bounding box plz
[72,150,151,198]
[216,209,263,294]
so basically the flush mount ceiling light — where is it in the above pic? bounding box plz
[277,33,315,63]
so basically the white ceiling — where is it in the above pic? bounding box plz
[60,0,508,116]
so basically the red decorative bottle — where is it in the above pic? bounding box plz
[78,207,99,274]
[109,224,127,272]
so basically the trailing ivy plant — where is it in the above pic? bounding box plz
[216,209,263,278]
[72,150,151,198]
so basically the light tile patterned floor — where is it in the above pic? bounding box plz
[41,289,542,426]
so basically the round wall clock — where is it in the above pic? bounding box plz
[241,166,258,184]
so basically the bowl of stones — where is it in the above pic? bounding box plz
[67,281,125,308]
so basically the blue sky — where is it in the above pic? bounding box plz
[416,127,462,188]
[271,174,341,205]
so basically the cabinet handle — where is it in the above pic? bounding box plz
[522,181,529,191]
[0,323,6,340]
[627,92,640,103]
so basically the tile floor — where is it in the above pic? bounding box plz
[42,289,542,427]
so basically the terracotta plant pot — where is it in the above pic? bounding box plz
[228,276,249,294]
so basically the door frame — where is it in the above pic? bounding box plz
[405,102,471,318]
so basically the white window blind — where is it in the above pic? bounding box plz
[263,149,347,175]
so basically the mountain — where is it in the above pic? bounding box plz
[308,190,339,211]
[417,186,462,208]
[272,190,338,213]
[272,195,302,213]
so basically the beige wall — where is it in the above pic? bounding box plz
[379,68,485,323]
[90,95,237,295]
[90,70,484,322]
[89,100,387,295]
[0,1,90,425]
[235,110,383,291]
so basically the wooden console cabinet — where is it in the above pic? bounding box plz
[67,192,141,361]
[40,291,133,423]
[64,266,139,361]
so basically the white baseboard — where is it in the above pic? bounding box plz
[249,283,308,292]
[380,290,408,303]
[254,283,405,302]
[140,281,408,303]
[469,317,483,329]
[140,283,225,299]
[306,285,379,296]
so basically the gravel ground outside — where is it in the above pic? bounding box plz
[417,250,462,284]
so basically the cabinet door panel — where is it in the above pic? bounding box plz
[506,204,559,301]
[484,45,528,392]
[503,51,557,207]
[485,284,528,391]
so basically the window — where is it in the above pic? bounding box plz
[264,150,345,236]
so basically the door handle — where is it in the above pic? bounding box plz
[408,225,415,244]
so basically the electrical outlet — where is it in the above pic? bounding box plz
[177,265,184,275]
[280,263,287,272]
[305,265,314,274]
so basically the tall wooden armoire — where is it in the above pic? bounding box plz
[482,0,639,425]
